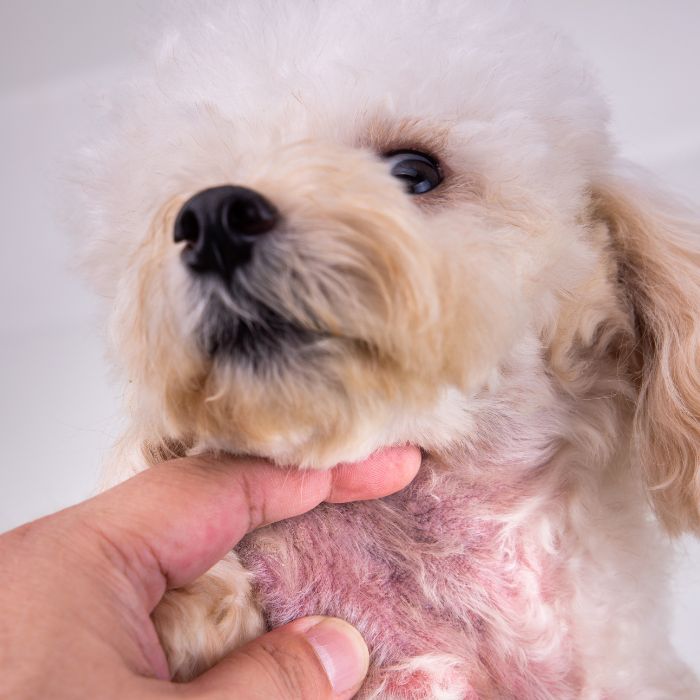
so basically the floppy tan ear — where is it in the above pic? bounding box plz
[593,164,700,535]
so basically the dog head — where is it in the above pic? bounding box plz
[78,1,700,530]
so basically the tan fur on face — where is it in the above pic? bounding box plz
[111,139,532,467]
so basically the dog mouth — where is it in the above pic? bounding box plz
[198,294,330,364]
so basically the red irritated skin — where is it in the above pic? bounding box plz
[239,448,580,699]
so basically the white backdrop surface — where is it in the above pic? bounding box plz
[0,0,698,673]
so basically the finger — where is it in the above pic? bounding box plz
[184,616,369,700]
[326,445,423,503]
[64,445,421,609]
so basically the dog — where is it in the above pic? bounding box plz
[75,1,700,697]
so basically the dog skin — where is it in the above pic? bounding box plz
[77,1,700,697]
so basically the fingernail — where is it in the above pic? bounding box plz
[305,617,370,694]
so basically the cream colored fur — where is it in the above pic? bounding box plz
[77,1,700,696]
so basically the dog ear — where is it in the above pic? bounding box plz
[592,164,700,535]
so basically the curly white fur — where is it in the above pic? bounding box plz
[75,1,700,697]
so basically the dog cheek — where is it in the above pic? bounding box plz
[109,202,208,434]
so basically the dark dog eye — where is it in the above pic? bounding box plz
[385,151,442,194]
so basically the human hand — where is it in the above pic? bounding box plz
[0,447,421,699]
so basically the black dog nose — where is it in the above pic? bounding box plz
[174,185,279,275]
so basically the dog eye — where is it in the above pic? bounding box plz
[384,151,442,194]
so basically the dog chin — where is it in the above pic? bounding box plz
[187,380,474,471]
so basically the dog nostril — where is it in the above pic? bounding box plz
[222,196,278,237]
[174,208,201,246]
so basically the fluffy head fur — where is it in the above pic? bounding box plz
[77,0,700,694]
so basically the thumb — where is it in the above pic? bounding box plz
[187,616,370,699]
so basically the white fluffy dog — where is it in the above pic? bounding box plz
[77,1,700,697]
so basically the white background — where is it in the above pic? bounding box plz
[0,0,698,673]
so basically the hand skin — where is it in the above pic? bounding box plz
[0,447,421,700]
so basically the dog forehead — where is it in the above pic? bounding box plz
[145,0,606,132]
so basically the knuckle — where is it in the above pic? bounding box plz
[238,471,269,532]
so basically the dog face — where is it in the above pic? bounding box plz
[80,1,700,529]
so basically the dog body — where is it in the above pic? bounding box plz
[79,2,700,697]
